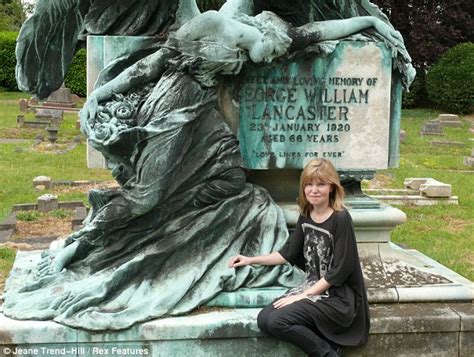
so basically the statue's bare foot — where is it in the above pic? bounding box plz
[36,241,80,278]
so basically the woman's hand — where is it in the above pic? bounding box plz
[228,254,252,268]
[273,293,308,309]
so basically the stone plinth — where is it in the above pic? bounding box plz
[464,149,474,167]
[0,303,472,356]
[44,84,76,108]
[279,203,473,303]
[37,194,59,212]
[33,176,52,189]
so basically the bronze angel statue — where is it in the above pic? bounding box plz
[4,0,414,331]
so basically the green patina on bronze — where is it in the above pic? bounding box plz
[5,0,414,331]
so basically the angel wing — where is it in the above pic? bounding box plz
[253,0,392,26]
[16,0,179,99]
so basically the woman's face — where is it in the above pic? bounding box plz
[304,179,332,208]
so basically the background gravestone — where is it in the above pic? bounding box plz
[421,120,443,136]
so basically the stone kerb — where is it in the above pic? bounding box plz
[359,177,459,205]
[464,148,474,167]
[419,178,452,198]
[0,302,472,357]
[438,114,463,127]
[405,177,453,198]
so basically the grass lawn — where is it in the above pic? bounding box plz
[374,108,474,281]
[0,92,472,287]
[0,92,111,286]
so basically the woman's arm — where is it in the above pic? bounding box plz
[228,252,287,267]
[273,277,332,309]
[302,277,332,296]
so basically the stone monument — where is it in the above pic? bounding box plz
[1,0,472,356]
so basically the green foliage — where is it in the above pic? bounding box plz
[16,210,41,221]
[0,247,15,285]
[50,208,73,219]
[0,31,86,96]
[0,246,15,261]
[372,0,473,72]
[0,1,25,31]
[402,71,430,109]
[64,48,87,98]
[426,43,474,114]
[0,31,18,91]
[15,208,74,222]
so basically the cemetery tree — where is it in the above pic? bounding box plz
[372,0,474,70]
[0,0,25,31]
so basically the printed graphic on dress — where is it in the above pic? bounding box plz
[302,223,334,282]
[281,223,335,303]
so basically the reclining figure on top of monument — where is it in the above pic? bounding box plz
[5,0,414,330]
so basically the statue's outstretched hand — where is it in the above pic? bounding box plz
[79,95,99,136]
[372,19,404,47]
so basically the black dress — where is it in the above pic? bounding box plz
[278,208,370,346]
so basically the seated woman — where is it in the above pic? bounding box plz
[229,159,368,356]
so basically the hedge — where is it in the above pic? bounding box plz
[426,43,474,114]
[402,71,431,109]
[64,48,87,98]
[0,31,87,97]
[0,31,18,91]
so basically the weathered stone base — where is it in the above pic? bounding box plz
[0,302,472,356]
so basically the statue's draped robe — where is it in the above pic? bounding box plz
[4,48,303,331]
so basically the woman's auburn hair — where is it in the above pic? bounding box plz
[298,158,345,217]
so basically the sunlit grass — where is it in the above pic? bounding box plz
[378,110,474,280]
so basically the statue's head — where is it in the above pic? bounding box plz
[240,11,292,64]
[249,37,281,63]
